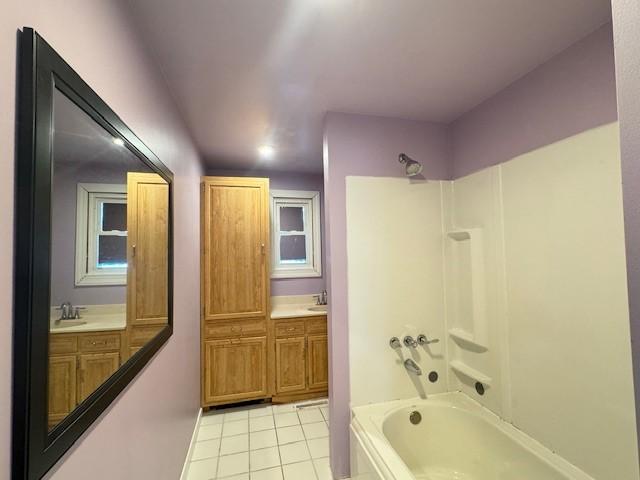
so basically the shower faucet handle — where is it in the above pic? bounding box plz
[417,334,439,345]
[403,335,418,348]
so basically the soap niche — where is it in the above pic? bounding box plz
[447,228,488,348]
[446,228,492,388]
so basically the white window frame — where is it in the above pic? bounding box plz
[270,190,322,279]
[75,183,127,286]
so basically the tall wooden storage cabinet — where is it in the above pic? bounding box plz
[125,172,169,359]
[200,177,271,407]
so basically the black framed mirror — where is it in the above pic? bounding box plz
[13,28,174,480]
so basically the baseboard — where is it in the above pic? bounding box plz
[180,407,203,480]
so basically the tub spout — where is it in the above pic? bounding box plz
[404,359,422,375]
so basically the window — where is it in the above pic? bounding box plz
[271,190,322,278]
[75,183,127,286]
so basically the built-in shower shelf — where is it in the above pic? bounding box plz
[450,360,492,386]
[447,230,473,241]
[448,328,488,349]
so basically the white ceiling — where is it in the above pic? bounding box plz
[125,0,611,173]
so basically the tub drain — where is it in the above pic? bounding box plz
[409,411,422,425]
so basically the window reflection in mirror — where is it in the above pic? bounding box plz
[48,89,169,431]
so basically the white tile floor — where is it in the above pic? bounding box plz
[186,399,334,480]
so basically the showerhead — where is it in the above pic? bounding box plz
[398,153,423,177]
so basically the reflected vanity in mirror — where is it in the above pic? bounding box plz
[13,29,173,479]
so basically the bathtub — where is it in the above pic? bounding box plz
[350,392,593,480]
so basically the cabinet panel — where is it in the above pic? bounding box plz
[129,325,164,347]
[202,178,269,319]
[307,334,328,391]
[275,337,306,394]
[48,355,77,429]
[77,352,120,403]
[50,335,78,355]
[306,317,327,335]
[203,337,268,404]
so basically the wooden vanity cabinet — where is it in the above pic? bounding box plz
[48,331,123,429]
[273,315,328,403]
[200,177,271,407]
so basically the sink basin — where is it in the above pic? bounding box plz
[52,320,88,329]
[307,305,328,312]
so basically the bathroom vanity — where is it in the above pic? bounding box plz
[48,330,124,429]
[272,313,328,403]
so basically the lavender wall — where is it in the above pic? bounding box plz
[322,113,450,478]
[207,168,327,297]
[451,23,617,178]
[1,2,202,479]
[611,0,640,453]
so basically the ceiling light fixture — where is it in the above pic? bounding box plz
[113,138,125,147]
[258,144,275,158]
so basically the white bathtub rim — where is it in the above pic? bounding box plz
[351,392,595,480]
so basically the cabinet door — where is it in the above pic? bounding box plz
[307,334,329,391]
[202,178,269,320]
[203,337,268,404]
[48,355,77,429]
[77,352,120,403]
[127,172,169,327]
[275,337,306,394]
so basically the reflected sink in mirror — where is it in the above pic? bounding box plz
[308,305,328,312]
[52,320,87,329]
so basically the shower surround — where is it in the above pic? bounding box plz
[345,122,638,480]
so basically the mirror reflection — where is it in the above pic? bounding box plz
[48,89,169,430]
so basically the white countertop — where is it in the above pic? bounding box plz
[271,295,328,319]
[50,304,127,334]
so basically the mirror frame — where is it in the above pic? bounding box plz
[12,28,174,480]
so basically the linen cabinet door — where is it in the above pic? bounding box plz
[201,178,269,321]
[48,355,77,430]
[203,337,268,404]
[307,334,329,391]
[275,337,307,394]
[77,352,120,402]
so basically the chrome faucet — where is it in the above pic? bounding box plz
[57,302,85,321]
[314,290,328,305]
[417,334,440,345]
[404,358,422,375]
[403,335,418,348]
[58,302,72,320]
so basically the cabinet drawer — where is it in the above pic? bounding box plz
[275,321,306,338]
[79,333,121,352]
[204,318,266,339]
[50,335,78,355]
[130,325,164,347]
[306,317,327,334]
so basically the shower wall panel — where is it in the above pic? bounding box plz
[345,177,448,406]
[501,122,638,480]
